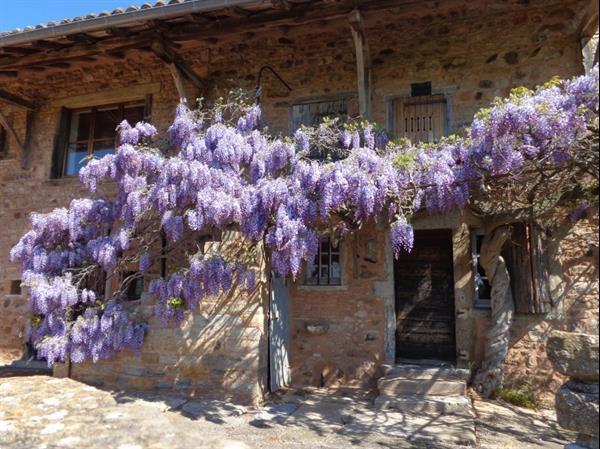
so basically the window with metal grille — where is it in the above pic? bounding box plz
[290,98,348,131]
[392,94,447,143]
[62,101,145,176]
[304,238,341,286]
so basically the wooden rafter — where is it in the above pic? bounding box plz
[0,89,35,110]
[0,34,151,69]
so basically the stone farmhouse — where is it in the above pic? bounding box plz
[0,0,598,405]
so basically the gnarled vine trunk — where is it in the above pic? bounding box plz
[474,226,515,397]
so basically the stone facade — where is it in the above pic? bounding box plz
[0,0,598,402]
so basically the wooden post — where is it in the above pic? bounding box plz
[22,110,35,169]
[348,10,371,119]
[168,63,190,105]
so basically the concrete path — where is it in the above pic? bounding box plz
[0,375,576,449]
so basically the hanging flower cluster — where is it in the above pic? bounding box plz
[10,67,598,366]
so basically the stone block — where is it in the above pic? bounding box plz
[556,381,599,439]
[547,331,599,382]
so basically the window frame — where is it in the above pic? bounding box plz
[304,238,342,286]
[61,99,145,177]
[471,229,492,309]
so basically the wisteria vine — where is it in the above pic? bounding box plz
[10,67,599,366]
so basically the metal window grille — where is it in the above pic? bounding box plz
[304,239,341,286]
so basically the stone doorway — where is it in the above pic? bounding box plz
[394,229,456,362]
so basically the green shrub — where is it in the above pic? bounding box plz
[493,386,539,409]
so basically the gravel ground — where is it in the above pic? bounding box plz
[0,375,576,449]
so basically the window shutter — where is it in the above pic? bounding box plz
[502,222,552,314]
[530,223,552,313]
[50,107,72,179]
[393,94,446,143]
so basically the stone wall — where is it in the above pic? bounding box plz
[0,0,595,398]
[479,218,600,404]
[288,222,390,387]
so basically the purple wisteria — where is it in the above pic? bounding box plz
[10,66,599,366]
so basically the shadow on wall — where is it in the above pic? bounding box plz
[69,235,270,405]
[502,218,599,402]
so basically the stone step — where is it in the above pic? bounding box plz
[374,393,472,414]
[382,363,470,382]
[378,378,467,396]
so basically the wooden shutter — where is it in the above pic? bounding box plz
[291,99,348,131]
[502,222,552,314]
[393,94,446,143]
[50,107,72,179]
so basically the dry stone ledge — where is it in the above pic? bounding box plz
[555,381,599,440]
[547,331,599,382]
[547,330,600,449]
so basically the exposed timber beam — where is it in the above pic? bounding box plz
[0,109,25,162]
[0,89,35,110]
[22,109,35,169]
[168,63,190,105]
[0,34,151,69]
[271,0,292,11]
[151,38,205,91]
[348,9,371,119]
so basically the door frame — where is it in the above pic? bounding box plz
[383,219,469,368]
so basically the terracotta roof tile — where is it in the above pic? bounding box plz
[0,0,187,37]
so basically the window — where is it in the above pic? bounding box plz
[63,101,145,176]
[305,238,341,286]
[0,125,7,160]
[392,93,447,143]
[471,230,492,309]
[123,271,144,301]
[291,98,349,131]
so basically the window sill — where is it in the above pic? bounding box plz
[297,284,348,292]
[44,176,81,186]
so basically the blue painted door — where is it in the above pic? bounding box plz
[269,274,291,392]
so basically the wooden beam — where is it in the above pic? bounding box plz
[151,38,205,90]
[0,46,39,55]
[0,89,35,110]
[168,63,190,105]
[271,0,292,11]
[0,110,25,161]
[348,9,371,119]
[0,34,151,69]
[22,109,35,169]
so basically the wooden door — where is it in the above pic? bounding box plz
[394,229,456,361]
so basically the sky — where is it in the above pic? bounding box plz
[0,0,136,32]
